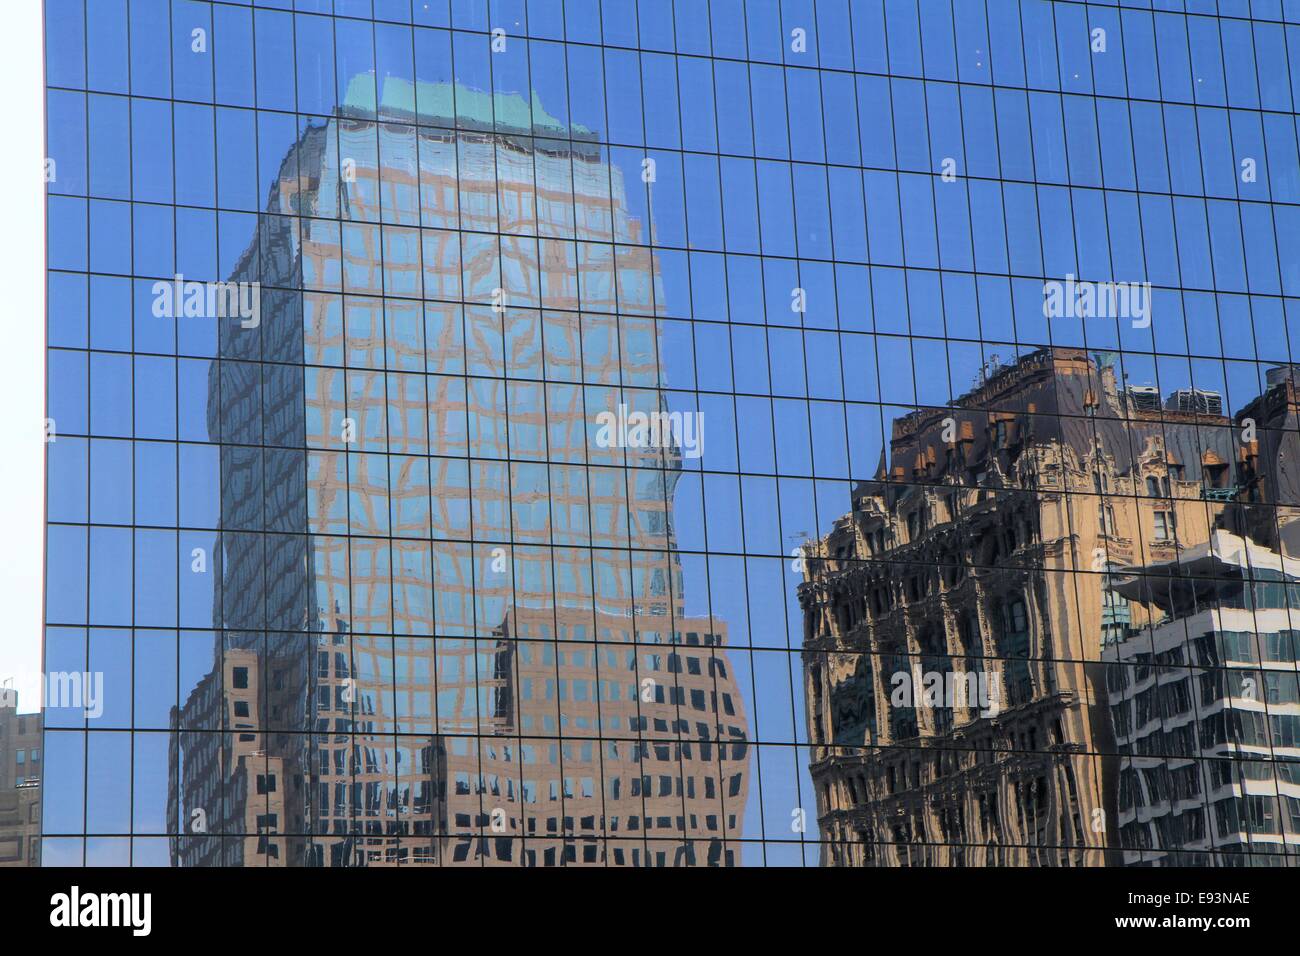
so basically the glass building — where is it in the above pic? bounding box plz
[39,0,1300,867]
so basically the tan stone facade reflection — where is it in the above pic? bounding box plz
[800,348,1239,866]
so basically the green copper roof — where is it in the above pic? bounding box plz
[341,74,589,137]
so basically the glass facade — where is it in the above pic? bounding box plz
[38,0,1300,867]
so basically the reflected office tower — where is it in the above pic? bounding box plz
[1100,368,1300,867]
[1106,533,1300,867]
[169,77,748,867]
[799,348,1239,866]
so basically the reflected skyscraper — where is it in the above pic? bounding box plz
[166,76,748,867]
[1107,532,1300,866]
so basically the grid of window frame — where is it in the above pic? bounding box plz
[38,0,1300,867]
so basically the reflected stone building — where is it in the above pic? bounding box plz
[1234,365,1300,555]
[167,78,748,867]
[799,348,1240,866]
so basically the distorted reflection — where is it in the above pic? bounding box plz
[168,77,749,867]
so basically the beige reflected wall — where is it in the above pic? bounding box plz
[800,348,1235,866]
